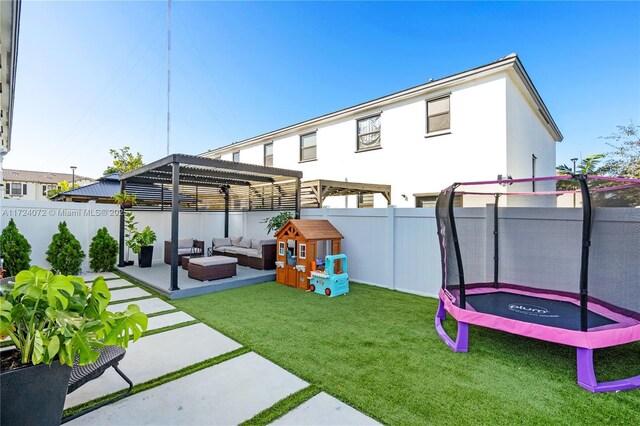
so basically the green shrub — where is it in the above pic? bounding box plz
[46,221,86,275]
[0,219,32,276]
[89,227,118,272]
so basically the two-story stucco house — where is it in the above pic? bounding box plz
[201,54,562,208]
[2,169,94,201]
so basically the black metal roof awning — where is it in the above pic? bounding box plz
[118,153,303,293]
[120,153,302,188]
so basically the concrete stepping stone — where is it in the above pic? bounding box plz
[104,279,133,290]
[64,323,242,409]
[146,311,196,331]
[109,287,150,302]
[67,352,308,425]
[82,272,119,281]
[272,392,381,425]
[110,298,175,315]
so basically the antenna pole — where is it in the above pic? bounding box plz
[166,0,171,156]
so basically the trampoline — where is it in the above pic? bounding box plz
[435,175,640,392]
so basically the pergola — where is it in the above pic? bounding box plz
[300,179,391,208]
[118,154,303,291]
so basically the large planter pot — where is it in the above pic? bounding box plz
[1,355,72,426]
[138,245,154,268]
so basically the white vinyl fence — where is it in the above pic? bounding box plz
[0,200,276,272]
[2,200,637,304]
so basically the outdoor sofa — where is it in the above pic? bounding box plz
[164,238,205,265]
[210,236,276,270]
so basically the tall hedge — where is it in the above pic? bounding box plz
[0,219,32,276]
[89,227,118,272]
[46,221,85,275]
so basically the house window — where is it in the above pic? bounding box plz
[357,193,374,208]
[5,183,9,195]
[232,151,240,162]
[278,241,285,256]
[300,132,317,162]
[427,96,450,133]
[11,182,22,196]
[299,244,306,260]
[264,143,273,167]
[357,115,381,151]
[42,185,47,196]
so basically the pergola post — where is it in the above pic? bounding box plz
[170,162,180,291]
[221,185,230,237]
[117,180,126,267]
[295,177,301,219]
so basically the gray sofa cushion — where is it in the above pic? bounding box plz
[190,256,238,266]
[239,237,252,248]
[178,238,193,249]
[213,237,232,248]
[230,236,243,246]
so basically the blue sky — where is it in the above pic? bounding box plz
[6,1,640,178]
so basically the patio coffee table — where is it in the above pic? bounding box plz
[188,256,238,281]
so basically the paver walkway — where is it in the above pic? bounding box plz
[65,274,379,425]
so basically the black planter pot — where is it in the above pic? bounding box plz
[124,260,135,266]
[1,355,72,426]
[138,245,154,268]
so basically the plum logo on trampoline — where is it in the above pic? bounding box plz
[508,303,559,318]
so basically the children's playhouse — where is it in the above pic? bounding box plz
[274,219,345,292]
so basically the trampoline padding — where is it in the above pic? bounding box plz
[466,292,616,331]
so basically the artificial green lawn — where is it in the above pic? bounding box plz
[172,282,640,425]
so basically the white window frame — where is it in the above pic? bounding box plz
[300,132,317,162]
[426,95,451,135]
[356,114,381,152]
[10,182,23,196]
[264,143,273,167]
[232,151,240,162]
[278,241,285,256]
[299,243,306,259]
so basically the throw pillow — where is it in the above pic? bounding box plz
[178,238,193,248]
[230,236,243,246]
[213,237,231,247]
[239,237,252,248]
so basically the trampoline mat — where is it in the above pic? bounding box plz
[466,292,616,331]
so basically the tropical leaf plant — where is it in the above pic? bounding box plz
[0,266,147,368]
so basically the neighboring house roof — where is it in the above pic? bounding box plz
[3,169,94,184]
[51,173,190,202]
[202,53,562,157]
[276,219,344,241]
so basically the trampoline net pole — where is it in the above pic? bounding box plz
[493,194,501,289]
[449,184,466,308]
[578,175,593,332]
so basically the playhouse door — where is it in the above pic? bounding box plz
[284,265,297,287]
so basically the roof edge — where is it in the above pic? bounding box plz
[202,54,562,155]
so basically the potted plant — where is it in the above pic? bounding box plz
[113,190,136,209]
[261,211,295,235]
[113,192,138,266]
[131,226,157,268]
[0,266,148,425]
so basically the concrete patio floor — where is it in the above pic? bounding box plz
[117,262,275,299]
[65,274,378,425]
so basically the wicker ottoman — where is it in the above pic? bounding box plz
[188,256,238,281]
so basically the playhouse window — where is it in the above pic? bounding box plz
[299,244,306,259]
[278,241,285,256]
